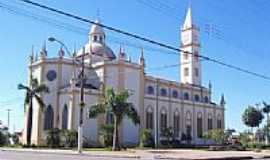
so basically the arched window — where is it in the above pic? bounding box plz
[93,35,98,42]
[44,105,54,130]
[99,36,103,43]
[146,107,153,129]
[172,90,178,98]
[184,92,189,100]
[160,108,167,133]
[197,112,203,138]
[186,111,192,139]
[194,95,200,102]
[204,96,209,103]
[217,114,222,129]
[208,113,213,131]
[62,104,68,130]
[173,111,180,137]
[160,88,167,97]
[147,86,154,95]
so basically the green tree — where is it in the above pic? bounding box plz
[242,106,264,132]
[18,78,49,146]
[99,124,114,147]
[203,129,229,145]
[263,102,270,143]
[89,88,140,151]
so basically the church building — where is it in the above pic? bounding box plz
[22,7,225,146]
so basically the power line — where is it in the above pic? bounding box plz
[13,0,270,81]
[0,1,182,58]
[0,3,200,94]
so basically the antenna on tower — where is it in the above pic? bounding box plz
[96,9,101,21]
[188,0,192,7]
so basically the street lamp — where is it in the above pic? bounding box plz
[48,37,72,56]
[48,37,85,154]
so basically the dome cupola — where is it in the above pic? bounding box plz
[89,20,105,45]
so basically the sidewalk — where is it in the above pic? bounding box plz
[2,147,270,159]
[139,149,270,159]
[0,148,140,159]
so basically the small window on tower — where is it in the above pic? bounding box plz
[194,51,199,61]
[184,53,188,60]
[93,35,98,42]
[99,36,103,43]
[195,68,199,77]
[184,68,189,76]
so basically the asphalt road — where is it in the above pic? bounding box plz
[0,150,145,160]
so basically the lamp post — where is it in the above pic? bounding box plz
[48,37,85,153]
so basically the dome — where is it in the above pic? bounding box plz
[83,42,116,60]
[90,20,105,35]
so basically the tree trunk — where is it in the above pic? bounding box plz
[26,98,33,146]
[112,116,120,151]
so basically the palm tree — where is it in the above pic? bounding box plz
[89,88,140,151]
[18,78,49,146]
[263,102,270,144]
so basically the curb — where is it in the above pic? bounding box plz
[0,148,140,159]
[154,156,254,160]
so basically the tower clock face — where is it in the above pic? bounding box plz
[46,70,57,81]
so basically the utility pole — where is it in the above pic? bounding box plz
[48,37,85,154]
[155,79,159,148]
[78,47,85,154]
[6,109,11,133]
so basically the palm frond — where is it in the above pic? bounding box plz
[263,101,270,113]
[125,103,140,125]
[31,78,39,89]
[89,103,106,118]
[33,84,49,93]
[34,94,45,111]
[24,91,31,112]
[18,83,31,91]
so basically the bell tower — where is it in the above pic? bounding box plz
[180,7,201,85]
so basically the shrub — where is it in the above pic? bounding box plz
[160,127,174,147]
[46,128,61,148]
[239,131,252,148]
[181,133,187,142]
[11,133,19,145]
[61,130,77,148]
[203,129,228,145]
[186,133,192,144]
[0,132,8,146]
[139,129,154,148]
[248,141,264,149]
[99,124,114,147]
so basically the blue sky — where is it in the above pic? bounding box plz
[0,0,270,133]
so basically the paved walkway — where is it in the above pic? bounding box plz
[2,147,270,159]
[141,149,270,159]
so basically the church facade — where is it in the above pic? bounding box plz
[22,7,225,146]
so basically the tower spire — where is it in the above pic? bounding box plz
[39,41,47,59]
[180,6,201,85]
[220,94,226,107]
[183,6,193,29]
[29,45,34,63]
[139,47,145,67]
